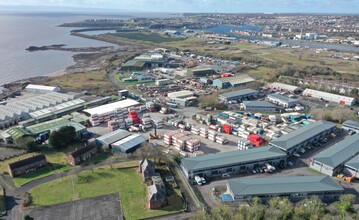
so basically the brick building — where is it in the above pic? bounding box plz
[67,144,98,166]
[8,154,47,177]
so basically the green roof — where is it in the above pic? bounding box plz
[314,134,359,168]
[181,146,286,172]
[269,120,336,152]
[27,118,85,134]
[8,127,32,140]
[227,175,343,197]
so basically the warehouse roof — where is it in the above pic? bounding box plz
[227,175,343,197]
[25,84,60,92]
[83,99,140,116]
[27,118,85,134]
[269,82,301,92]
[313,134,359,168]
[96,129,131,146]
[29,99,85,120]
[268,93,299,103]
[303,89,355,103]
[269,120,336,152]
[219,89,258,99]
[181,146,286,172]
[214,74,255,85]
[167,90,194,99]
[243,101,277,108]
[111,134,148,152]
[7,127,32,140]
[343,120,359,130]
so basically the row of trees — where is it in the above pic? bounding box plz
[191,195,357,220]
[310,107,358,123]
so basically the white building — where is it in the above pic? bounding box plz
[25,84,61,94]
[269,82,302,94]
[303,89,356,106]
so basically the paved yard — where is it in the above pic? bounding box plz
[25,193,121,220]
[0,147,26,160]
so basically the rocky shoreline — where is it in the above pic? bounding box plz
[25,44,114,52]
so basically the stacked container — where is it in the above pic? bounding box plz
[125,118,133,128]
[191,127,200,135]
[238,138,253,150]
[128,110,141,124]
[199,128,208,138]
[208,130,217,142]
[215,135,229,145]
[164,131,181,145]
[172,133,189,151]
[146,102,156,112]
[185,139,201,152]
[248,134,264,147]
[142,117,152,129]
[223,124,232,134]
[89,113,100,126]
[151,118,163,129]
[108,120,119,131]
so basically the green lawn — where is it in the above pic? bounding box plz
[111,32,186,43]
[29,166,184,219]
[13,166,54,187]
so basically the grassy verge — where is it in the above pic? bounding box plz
[0,187,5,216]
[29,166,184,219]
[13,166,54,186]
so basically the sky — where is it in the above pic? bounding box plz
[0,0,358,14]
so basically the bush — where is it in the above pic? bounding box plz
[22,192,33,207]
[48,126,76,149]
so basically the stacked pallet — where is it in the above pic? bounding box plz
[89,113,100,126]
[142,117,152,129]
[199,128,208,138]
[174,136,191,151]
[108,120,119,131]
[164,131,181,145]
[208,130,218,142]
[118,119,126,129]
[185,139,201,152]
[116,108,128,120]
[128,110,140,124]
[191,127,200,135]
[151,118,163,128]
[216,135,229,145]
[238,138,252,150]
[125,118,133,128]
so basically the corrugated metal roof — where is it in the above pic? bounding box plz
[303,89,355,103]
[111,134,148,152]
[343,120,359,130]
[96,129,131,146]
[268,93,299,103]
[83,99,139,116]
[345,154,359,171]
[227,176,343,197]
[27,118,85,134]
[314,134,359,168]
[181,146,286,172]
[219,89,258,99]
[270,82,300,92]
[243,101,276,108]
[269,120,336,152]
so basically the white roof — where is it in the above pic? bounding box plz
[303,89,355,103]
[26,84,60,91]
[83,99,139,115]
[168,90,194,99]
[270,82,300,92]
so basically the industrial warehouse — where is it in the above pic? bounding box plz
[242,101,277,112]
[303,89,356,106]
[219,89,258,102]
[268,82,302,94]
[180,146,287,179]
[212,74,255,89]
[267,93,299,108]
[269,120,336,155]
[167,90,197,106]
[310,134,359,176]
[225,176,343,202]
[342,120,359,133]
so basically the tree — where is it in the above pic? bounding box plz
[294,197,326,220]
[22,192,33,207]
[48,126,76,149]
[335,194,355,219]
[15,136,36,151]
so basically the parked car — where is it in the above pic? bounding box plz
[195,176,202,185]
[300,148,306,154]
[201,177,206,184]
[252,169,257,174]
[293,153,300,157]
[222,173,231,179]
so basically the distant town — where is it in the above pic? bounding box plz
[1,12,359,220]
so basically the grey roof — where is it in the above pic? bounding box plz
[181,146,286,172]
[96,129,131,146]
[243,101,276,108]
[314,134,359,168]
[219,89,258,99]
[227,175,343,197]
[346,154,359,171]
[343,120,359,130]
[111,134,148,152]
[268,93,299,103]
[269,120,336,152]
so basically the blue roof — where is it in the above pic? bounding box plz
[219,89,258,99]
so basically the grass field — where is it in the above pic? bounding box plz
[29,166,184,220]
[112,32,186,44]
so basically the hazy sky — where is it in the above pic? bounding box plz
[0,0,358,13]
